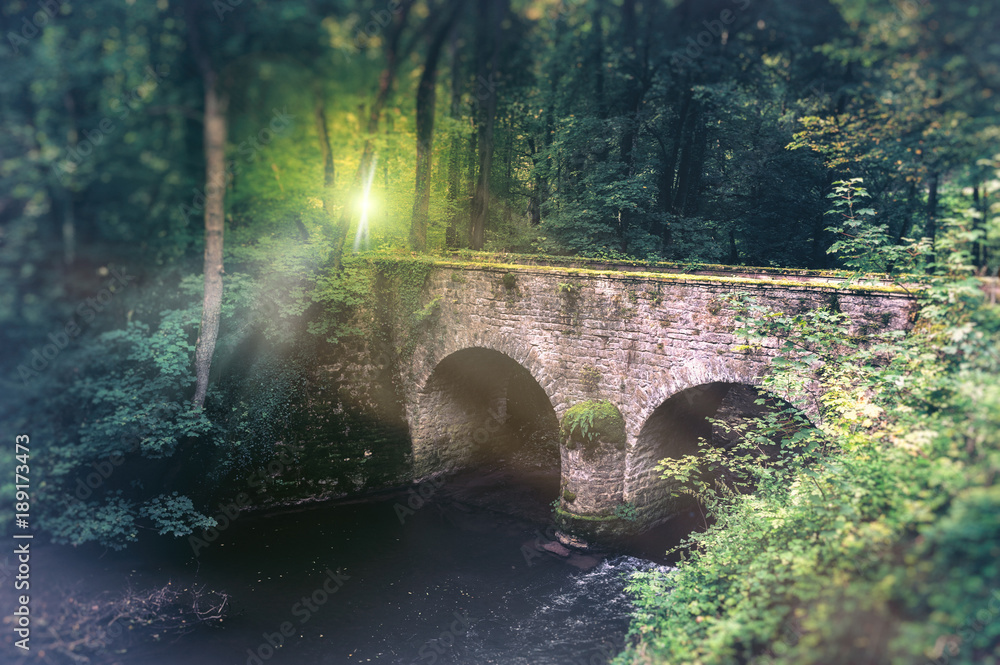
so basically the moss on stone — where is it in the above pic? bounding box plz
[425,259,917,296]
[554,507,618,522]
[560,400,626,455]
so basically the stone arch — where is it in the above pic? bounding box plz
[407,346,560,484]
[625,380,808,531]
[407,324,559,406]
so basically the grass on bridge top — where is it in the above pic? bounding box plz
[342,249,921,295]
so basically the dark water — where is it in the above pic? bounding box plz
[24,472,683,665]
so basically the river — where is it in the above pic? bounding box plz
[17,466,695,665]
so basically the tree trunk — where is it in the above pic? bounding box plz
[469,0,505,250]
[58,91,78,266]
[591,0,607,120]
[618,0,639,169]
[314,86,336,238]
[187,0,229,409]
[315,89,335,189]
[445,30,463,248]
[527,136,541,226]
[331,2,411,268]
[192,75,228,408]
[924,170,939,245]
[410,3,461,252]
[672,102,705,216]
[972,184,986,271]
[659,87,691,215]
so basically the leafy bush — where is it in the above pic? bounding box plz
[614,185,1000,664]
[1,299,218,549]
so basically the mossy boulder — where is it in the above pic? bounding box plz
[560,400,626,456]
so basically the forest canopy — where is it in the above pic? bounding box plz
[2,0,997,277]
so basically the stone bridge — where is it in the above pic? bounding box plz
[397,257,916,542]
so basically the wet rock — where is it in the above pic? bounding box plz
[555,530,590,551]
[541,540,571,557]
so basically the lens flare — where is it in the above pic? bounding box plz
[353,157,377,253]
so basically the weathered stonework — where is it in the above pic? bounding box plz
[560,440,625,516]
[273,258,916,541]
[402,260,917,538]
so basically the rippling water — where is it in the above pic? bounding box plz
[29,478,678,665]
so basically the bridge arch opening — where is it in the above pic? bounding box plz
[627,382,802,536]
[410,348,560,513]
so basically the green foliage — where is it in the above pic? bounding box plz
[141,493,218,538]
[414,296,442,326]
[613,502,638,522]
[616,197,1000,664]
[557,282,582,294]
[824,178,930,277]
[580,365,601,392]
[501,272,517,290]
[45,493,140,551]
[560,400,626,457]
[17,305,219,550]
[563,489,577,503]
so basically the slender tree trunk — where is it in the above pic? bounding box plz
[924,170,939,245]
[469,0,505,250]
[503,120,513,226]
[972,184,986,271]
[315,86,336,238]
[896,179,919,243]
[331,2,411,268]
[466,130,477,227]
[618,0,639,169]
[410,3,461,252]
[187,0,229,409]
[616,0,648,248]
[445,30,463,248]
[527,136,541,226]
[192,75,228,408]
[592,0,606,120]
[59,92,77,266]
[660,87,691,215]
[315,89,335,189]
[678,112,707,216]
[672,103,704,215]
